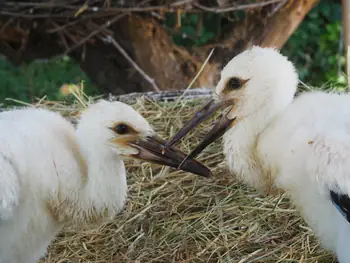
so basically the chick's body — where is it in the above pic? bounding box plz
[168,46,350,262]
[228,91,350,256]
[0,99,210,263]
[0,103,127,263]
[221,49,350,262]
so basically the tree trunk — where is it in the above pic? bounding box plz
[342,0,350,81]
[260,0,319,49]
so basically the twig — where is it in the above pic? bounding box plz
[0,18,14,37]
[47,12,119,34]
[61,0,152,54]
[2,0,195,13]
[171,0,196,7]
[194,0,285,13]
[62,29,81,46]
[174,48,215,105]
[268,0,288,17]
[0,11,76,18]
[2,0,287,17]
[47,17,94,33]
[3,2,87,9]
[62,12,126,55]
[107,87,212,104]
[102,35,160,92]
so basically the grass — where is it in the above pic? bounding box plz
[11,82,334,263]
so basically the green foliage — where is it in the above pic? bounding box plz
[0,56,99,106]
[164,11,242,47]
[282,0,346,89]
[164,12,220,47]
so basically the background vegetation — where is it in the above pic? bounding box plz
[0,1,344,105]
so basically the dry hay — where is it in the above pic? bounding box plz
[8,85,333,263]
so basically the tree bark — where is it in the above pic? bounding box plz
[342,0,350,81]
[260,0,319,49]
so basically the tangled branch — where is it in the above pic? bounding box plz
[0,0,286,18]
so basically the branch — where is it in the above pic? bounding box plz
[61,0,153,55]
[62,13,126,55]
[101,35,160,92]
[1,0,294,18]
[342,0,350,88]
[0,0,195,17]
[108,87,213,104]
[194,0,285,13]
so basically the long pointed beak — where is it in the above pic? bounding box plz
[163,98,232,149]
[178,114,235,168]
[128,135,212,177]
[163,98,235,167]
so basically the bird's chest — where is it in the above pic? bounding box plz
[223,130,280,196]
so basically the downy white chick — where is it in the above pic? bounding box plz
[0,99,210,263]
[163,46,350,262]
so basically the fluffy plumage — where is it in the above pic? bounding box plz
[166,46,350,262]
[0,101,130,263]
[219,49,350,262]
[0,100,209,263]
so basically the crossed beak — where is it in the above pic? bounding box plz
[126,135,212,177]
[163,98,236,168]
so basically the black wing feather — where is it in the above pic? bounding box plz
[330,190,350,223]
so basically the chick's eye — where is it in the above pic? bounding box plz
[115,124,129,135]
[227,77,242,90]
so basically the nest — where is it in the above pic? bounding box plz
[17,86,335,263]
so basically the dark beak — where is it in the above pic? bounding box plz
[163,98,235,168]
[128,135,212,177]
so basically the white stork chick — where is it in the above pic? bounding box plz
[0,99,210,263]
[164,46,350,262]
